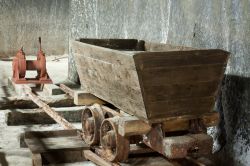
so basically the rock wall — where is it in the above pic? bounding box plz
[0,0,69,57]
[69,0,250,165]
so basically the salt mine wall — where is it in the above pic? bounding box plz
[0,0,69,57]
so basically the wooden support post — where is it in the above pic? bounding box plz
[23,85,76,130]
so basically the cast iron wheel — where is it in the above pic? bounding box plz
[82,104,104,145]
[100,117,129,162]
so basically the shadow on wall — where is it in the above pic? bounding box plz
[215,74,250,165]
[0,151,8,166]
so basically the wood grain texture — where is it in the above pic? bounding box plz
[73,40,229,123]
[134,49,229,122]
[73,41,147,120]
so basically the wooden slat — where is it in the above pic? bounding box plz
[145,80,220,102]
[141,64,225,85]
[147,97,215,119]
[134,50,229,69]
[24,129,78,139]
[26,136,87,153]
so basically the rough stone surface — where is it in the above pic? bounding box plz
[0,0,69,57]
[69,1,250,165]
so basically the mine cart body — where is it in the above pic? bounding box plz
[72,39,229,123]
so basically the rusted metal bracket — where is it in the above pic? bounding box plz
[12,37,52,84]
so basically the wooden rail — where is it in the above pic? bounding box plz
[23,85,76,130]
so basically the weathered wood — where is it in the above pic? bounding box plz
[24,129,80,139]
[73,39,229,123]
[84,150,114,166]
[60,84,105,105]
[0,95,74,109]
[143,124,213,159]
[119,112,219,136]
[23,85,76,130]
[6,106,85,125]
[25,130,89,165]
[118,116,151,136]
[32,153,42,166]
[74,91,105,105]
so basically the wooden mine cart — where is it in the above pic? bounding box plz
[72,39,229,162]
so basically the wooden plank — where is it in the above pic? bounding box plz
[25,129,89,165]
[60,84,105,105]
[24,129,79,139]
[6,106,85,125]
[32,153,42,166]
[84,150,114,166]
[162,112,219,132]
[147,96,215,119]
[0,95,74,109]
[118,112,219,136]
[118,116,151,136]
[145,81,220,102]
[134,50,229,69]
[140,64,225,85]
[26,136,87,153]
[74,91,105,105]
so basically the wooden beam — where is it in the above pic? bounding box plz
[84,150,114,166]
[118,112,219,136]
[60,84,105,105]
[118,116,151,137]
[6,106,85,125]
[0,95,74,109]
[74,91,105,105]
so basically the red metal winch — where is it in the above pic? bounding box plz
[12,37,52,84]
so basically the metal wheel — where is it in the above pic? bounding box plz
[82,104,104,145]
[100,117,129,162]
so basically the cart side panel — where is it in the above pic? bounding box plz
[72,41,147,120]
[134,50,229,122]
